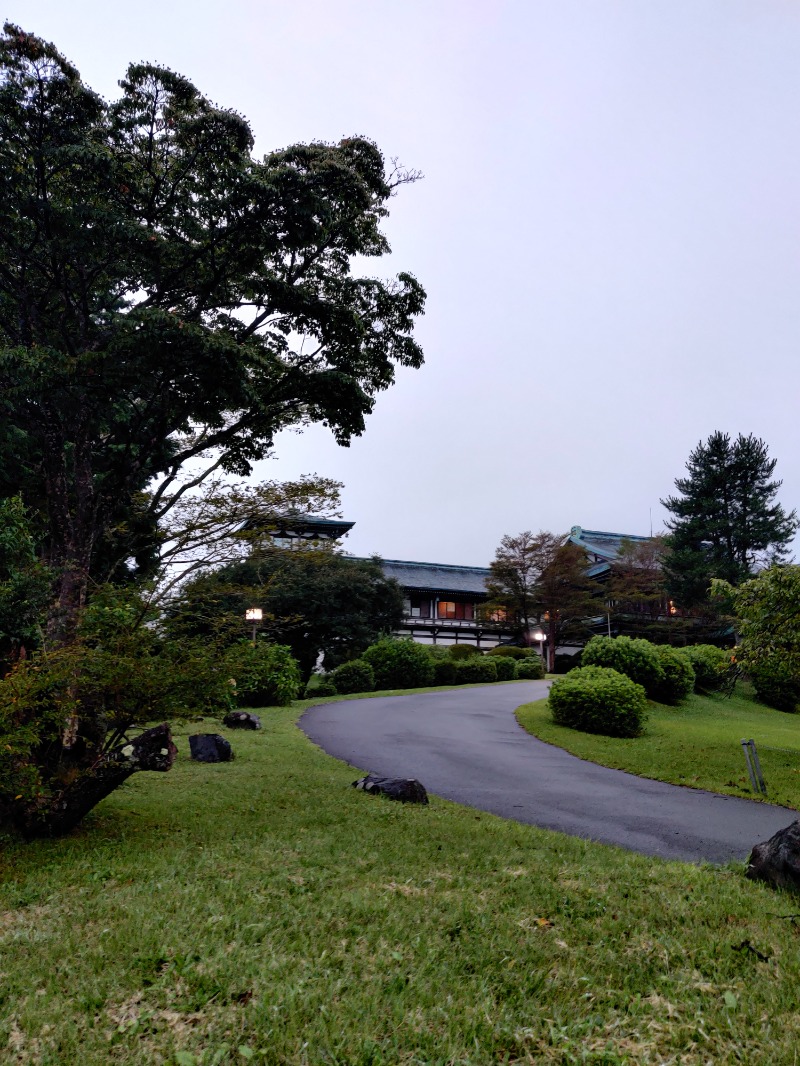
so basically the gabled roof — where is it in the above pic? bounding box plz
[376,559,490,596]
[566,525,651,563]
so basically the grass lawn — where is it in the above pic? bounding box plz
[516,687,800,811]
[2,691,800,1064]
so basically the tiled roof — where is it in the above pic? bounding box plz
[374,559,490,596]
[566,526,651,562]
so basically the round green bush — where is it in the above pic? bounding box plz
[549,666,648,738]
[487,645,532,659]
[749,656,800,713]
[226,641,301,707]
[304,678,337,698]
[329,658,375,695]
[678,644,731,692]
[453,656,498,684]
[433,658,457,685]
[581,635,664,697]
[449,644,480,660]
[516,656,545,680]
[493,656,517,681]
[361,637,435,690]
[425,645,450,661]
[651,645,695,705]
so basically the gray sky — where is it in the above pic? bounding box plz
[18,0,800,565]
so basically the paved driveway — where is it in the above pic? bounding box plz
[300,681,796,864]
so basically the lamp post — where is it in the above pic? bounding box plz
[530,628,547,666]
[245,607,263,646]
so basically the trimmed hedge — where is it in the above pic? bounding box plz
[433,658,457,686]
[651,645,695,705]
[449,644,479,661]
[304,678,337,698]
[227,641,302,707]
[453,657,498,684]
[329,659,375,695]
[549,666,648,738]
[749,657,800,713]
[516,657,545,680]
[678,644,731,692]
[487,646,532,660]
[362,637,435,690]
[581,636,664,697]
[493,656,517,681]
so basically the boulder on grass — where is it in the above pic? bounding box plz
[189,734,233,763]
[746,820,800,892]
[223,711,262,730]
[352,774,428,804]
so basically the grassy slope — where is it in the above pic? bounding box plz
[516,688,800,811]
[0,693,799,1064]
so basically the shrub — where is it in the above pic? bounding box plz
[425,645,450,661]
[493,656,517,681]
[749,657,800,713]
[361,638,435,690]
[678,644,731,692]
[487,645,531,660]
[449,644,480,660]
[516,656,545,680]
[329,659,375,695]
[453,657,498,684]
[226,641,301,707]
[651,645,695,705]
[305,678,338,698]
[433,659,457,686]
[549,666,648,738]
[581,636,664,697]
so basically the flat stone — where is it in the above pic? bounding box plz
[223,711,262,730]
[189,734,233,763]
[352,774,428,804]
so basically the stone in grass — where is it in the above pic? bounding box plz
[746,820,800,892]
[189,734,233,763]
[223,710,262,730]
[352,774,429,805]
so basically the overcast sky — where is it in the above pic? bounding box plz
[17,0,800,565]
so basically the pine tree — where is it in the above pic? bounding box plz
[662,432,797,607]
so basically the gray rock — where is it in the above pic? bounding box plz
[189,734,233,763]
[747,819,800,892]
[223,711,262,730]
[352,774,428,804]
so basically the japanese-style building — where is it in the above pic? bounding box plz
[565,525,653,579]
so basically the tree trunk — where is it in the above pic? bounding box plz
[15,723,177,839]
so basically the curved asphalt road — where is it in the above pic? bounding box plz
[300,681,796,864]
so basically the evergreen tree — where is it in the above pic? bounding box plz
[662,432,797,607]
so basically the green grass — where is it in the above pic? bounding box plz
[517,687,800,810]
[2,691,800,1064]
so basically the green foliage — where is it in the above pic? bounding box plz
[651,645,695,705]
[305,678,338,699]
[453,657,498,685]
[553,652,581,674]
[749,659,800,714]
[492,656,517,681]
[432,659,457,686]
[168,551,404,684]
[724,567,800,713]
[361,638,434,690]
[486,645,532,659]
[662,432,797,607]
[448,644,479,660]
[329,659,375,696]
[0,25,425,637]
[582,635,664,697]
[225,641,301,707]
[424,645,450,660]
[549,666,648,738]
[0,496,51,665]
[677,644,731,692]
[516,657,546,680]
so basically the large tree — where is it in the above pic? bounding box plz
[485,531,601,669]
[166,550,405,683]
[0,25,425,640]
[662,433,797,607]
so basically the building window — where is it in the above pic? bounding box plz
[487,607,508,622]
[409,595,430,619]
[437,601,475,620]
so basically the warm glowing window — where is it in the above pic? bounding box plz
[488,608,507,622]
[437,601,474,620]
